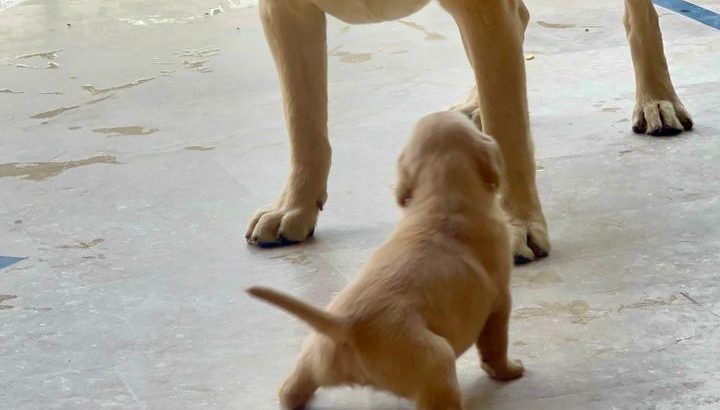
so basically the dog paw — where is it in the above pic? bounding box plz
[246,192,326,248]
[632,98,693,137]
[510,217,550,265]
[482,358,524,381]
[448,85,482,130]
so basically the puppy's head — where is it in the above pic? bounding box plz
[395,111,503,207]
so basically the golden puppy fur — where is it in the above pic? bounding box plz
[249,112,523,410]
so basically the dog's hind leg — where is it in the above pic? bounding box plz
[439,0,550,264]
[279,362,318,409]
[246,0,331,247]
[476,297,524,381]
[412,333,463,410]
[624,0,693,136]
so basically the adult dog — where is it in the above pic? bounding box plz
[245,0,693,262]
[248,111,523,410]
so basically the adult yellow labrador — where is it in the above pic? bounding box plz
[245,0,693,262]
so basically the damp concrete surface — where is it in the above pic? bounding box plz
[1,0,720,409]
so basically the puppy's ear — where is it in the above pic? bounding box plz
[395,153,413,207]
[474,137,504,191]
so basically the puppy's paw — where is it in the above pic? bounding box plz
[482,358,524,381]
[511,217,550,265]
[632,98,693,137]
[246,192,326,248]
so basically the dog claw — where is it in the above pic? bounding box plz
[514,255,532,265]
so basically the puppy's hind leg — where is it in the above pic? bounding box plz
[476,298,524,381]
[412,333,463,410]
[279,360,319,409]
[246,0,331,247]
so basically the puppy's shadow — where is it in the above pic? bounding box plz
[462,375,526,410]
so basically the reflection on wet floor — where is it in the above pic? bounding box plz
[93,126,158,136]
[31,94,115,119]
[0,294,17,310]
[14,49,60,69]
[177,49,220,73]
[397,20,446,41]
[0,155,119,181]
[82,78,155,95]
[537,21,577,29]
[58,238,105,249]
[328,46,372,64]
[185,145,215,151]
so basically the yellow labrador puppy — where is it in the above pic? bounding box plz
[248,111,523,410]
[246,0,692,263]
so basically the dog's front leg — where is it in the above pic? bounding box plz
[246,0,331,246]
[440,0,549,263]
[624,0,693,136]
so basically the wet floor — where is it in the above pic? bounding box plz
[1,0,720,409]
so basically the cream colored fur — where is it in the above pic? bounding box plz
[249,112,523,410]
[245,0,692,263]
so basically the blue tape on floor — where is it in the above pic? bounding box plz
[654,0,720,30]
[0,256,26,270]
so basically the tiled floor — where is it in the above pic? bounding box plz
[1,1,719,409]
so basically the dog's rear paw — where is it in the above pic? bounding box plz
[246,195,325,248]
[482,358,524,381]
[448,85,483,131]
[511,218,549,265]
[632,99,693,137]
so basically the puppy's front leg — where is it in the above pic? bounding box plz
[439,0,549,263]
[477,299,524,381]
[624,0,693,136]
[247,0,331,247]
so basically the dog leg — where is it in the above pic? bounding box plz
[624,0,693,136]
[246,0,331,247]
[477,299,524,381]
[448,1,530,133]
[440,0,549,264]
[414,335,463,410]
[279,357,319,409]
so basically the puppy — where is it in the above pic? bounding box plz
[248,111,524,410]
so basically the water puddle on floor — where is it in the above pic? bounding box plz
[58,238,105,249]
[617,294,683,312]
[513,270,563,287]
[537,21,577,29]
[93,126,158,136]
[82,77,155,95]
[14,49,61,69]
[185,145,215,151]
[0,295,18,310]
[0,155,119,181]
[328,46,372,64]
[177,49,220,73]
[397,20,446,41]
[31,94,115,119]
[513,300,606,324]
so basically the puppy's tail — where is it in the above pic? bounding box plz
[247,286,349,342]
